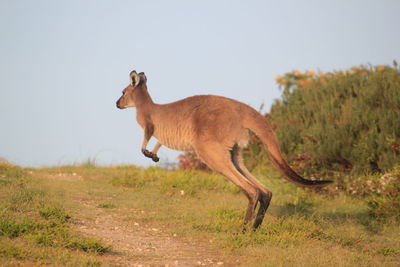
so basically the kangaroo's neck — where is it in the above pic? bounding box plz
[134,86,155,110]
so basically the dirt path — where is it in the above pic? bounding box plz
[72,199,239,266]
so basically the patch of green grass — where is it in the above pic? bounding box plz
[191,207,243,233]
[160,170,238,196]
[109,166,239,196]
[39,205,71,222]
[110,166,162,188]
[67,237,111,254]
[223,214,325,249]
[0,212,36,238]
[377,247,398,257]
[97,203,115,209]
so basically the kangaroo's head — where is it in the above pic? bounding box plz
[116,70,148,109]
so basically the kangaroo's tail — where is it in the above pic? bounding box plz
[244,110,333,188]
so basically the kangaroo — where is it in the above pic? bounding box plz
[116,70,333,230]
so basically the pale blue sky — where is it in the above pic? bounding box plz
[1,0,399,167]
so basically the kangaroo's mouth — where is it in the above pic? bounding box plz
[116,100,124,109]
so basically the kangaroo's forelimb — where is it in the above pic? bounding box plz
[141,123,161,162]
[147,142,162,162]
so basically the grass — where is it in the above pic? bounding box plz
[1,162,399,266]
[0,163,110,266]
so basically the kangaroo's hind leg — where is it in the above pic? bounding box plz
[231,145,273,229]
[194,142,260,227]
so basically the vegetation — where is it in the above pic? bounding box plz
[270,62,400,175]
[1,162,399,266]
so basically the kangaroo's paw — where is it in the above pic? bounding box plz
[151,154,159,162]
[142,149,153,159]
[142,149,159,162]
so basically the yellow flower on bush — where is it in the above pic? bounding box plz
[274,75,282,83]
[298,80,306,87]
[376,65,385,71]
[293,70,303,76]
[351,67,358,73]
[309,71,315,76]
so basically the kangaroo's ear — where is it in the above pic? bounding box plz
[138,72,147,84]
[130,71,140,87]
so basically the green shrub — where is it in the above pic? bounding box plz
[269,63,400,175]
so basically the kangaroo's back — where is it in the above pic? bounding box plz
[150,95,248,150]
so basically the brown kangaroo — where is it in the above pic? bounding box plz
[116,70,332,230]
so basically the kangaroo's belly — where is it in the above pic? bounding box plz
[153,126,193,151]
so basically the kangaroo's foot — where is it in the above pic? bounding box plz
[142,149,159,162]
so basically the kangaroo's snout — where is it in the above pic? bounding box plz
[116,98,125,109]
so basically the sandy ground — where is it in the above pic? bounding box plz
[72,199,240,267]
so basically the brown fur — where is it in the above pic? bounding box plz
[116,71,332,230]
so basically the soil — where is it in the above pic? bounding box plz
[72,199,240,267]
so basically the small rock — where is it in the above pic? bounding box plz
[217,262,224,265]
